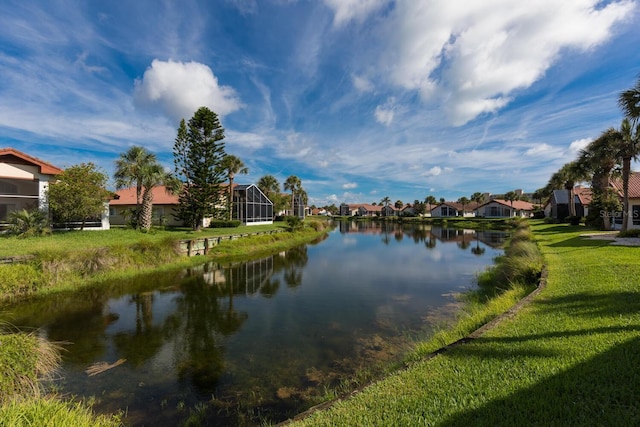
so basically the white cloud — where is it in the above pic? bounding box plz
[375,97,397,126]
[423,166,442,177]
[568,138,592,156]
[323,0,389,27]
[352,74,374,92]
[342,182,358,189]
[525,143,564,159]
[384,0,635,125]
[134,59,242,122]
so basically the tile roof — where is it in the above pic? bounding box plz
[111,186,179,205]
[431,201,480,212]
[0,147,63,175]
[610,172,640,199]
[481,199,535,210]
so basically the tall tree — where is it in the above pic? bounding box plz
[257,174,280,198]
[284,175,302,217]
[114,146,156,228]
[173,107,227,231]
[457,196,470,216]
[47,163,111,230]
[618,119,640,231]
[139,163,181,230]
[425,195,437,214]
[221,155,248,221]
[578,128,621,229]
[504,191,518,208]
[618,79,640,232]
[546,161,589,219]
[471,192,485,209]
[380,196,391,207]
[394,200,403,209]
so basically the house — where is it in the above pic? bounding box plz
[380,205,398,217]
[111,183,275,227]
[544,186,592,220]
[339,203,364,216]
[110,185,184,227]
[0,147,62,222]
[357,204,383,217]
[475,199,535,218]
[609,172,640,230]
[401,204,416,216]
[431,202,478,218]
[232,184,274,225]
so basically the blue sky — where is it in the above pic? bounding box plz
[1,0,639,206]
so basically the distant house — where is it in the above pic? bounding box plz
[609,172,640,230]
[233,184,274,225]
[401,204,416,216]
[0,147,62,222]
[380,205,398,217]
[476,199,534,218]
[431,202,478,218]
[358,204,383,217]
[544,186,592,220]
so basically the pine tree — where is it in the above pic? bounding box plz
[173,107,227,230]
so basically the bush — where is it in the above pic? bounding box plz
[618,229,640,238]
[7,209,50,238]
[208,220,241,228]
[284,216,304,232]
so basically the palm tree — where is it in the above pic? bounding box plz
[257,175,280,198]
[284,175,302,217]
[504,191,518,217]
[380,196,391,207]
[457,196,470,216]
[546,161,589,220]
[139,163,181,230]
[618,79,640,232]
[618,76,640,126]
[471,192,485,216]
[425,195,437,215]
[578,128,621,229]
[221,155,248,221]
[618,119,640,231]
[114,146,157,228]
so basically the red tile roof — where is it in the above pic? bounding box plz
[111,186,179,205]
[575,186,593,205]
[0,147,63,175]
[610,172,640,199]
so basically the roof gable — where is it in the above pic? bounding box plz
[0,147,63,175]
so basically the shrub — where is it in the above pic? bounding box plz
[618,229,640,238]
[284,216,304,232]
[7,209,50,238]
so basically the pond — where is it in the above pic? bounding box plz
[2,222,508,426]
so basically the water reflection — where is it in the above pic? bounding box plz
[1,222,506,426]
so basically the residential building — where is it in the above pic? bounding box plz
[0,147,62,221]
[476,199,534,218]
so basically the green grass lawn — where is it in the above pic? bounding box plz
[0,223,287,258]
[292,220,640,426]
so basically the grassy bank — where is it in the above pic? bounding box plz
[1,219,331,426]
[289,220,640,426]
[0,220,329,304]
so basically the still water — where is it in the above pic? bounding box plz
[3,222,507,425]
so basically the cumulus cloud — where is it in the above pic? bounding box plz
[342,182,358,189]
[323,0,389,26]
[134,59,242,122]
[568,138,592,156]
[384,0,634,125]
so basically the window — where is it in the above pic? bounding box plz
[0,181,18,194]
[632,205,640,226]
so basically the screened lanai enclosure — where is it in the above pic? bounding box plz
[233,184,274,225]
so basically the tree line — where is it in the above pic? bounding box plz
[42,106,305,232]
